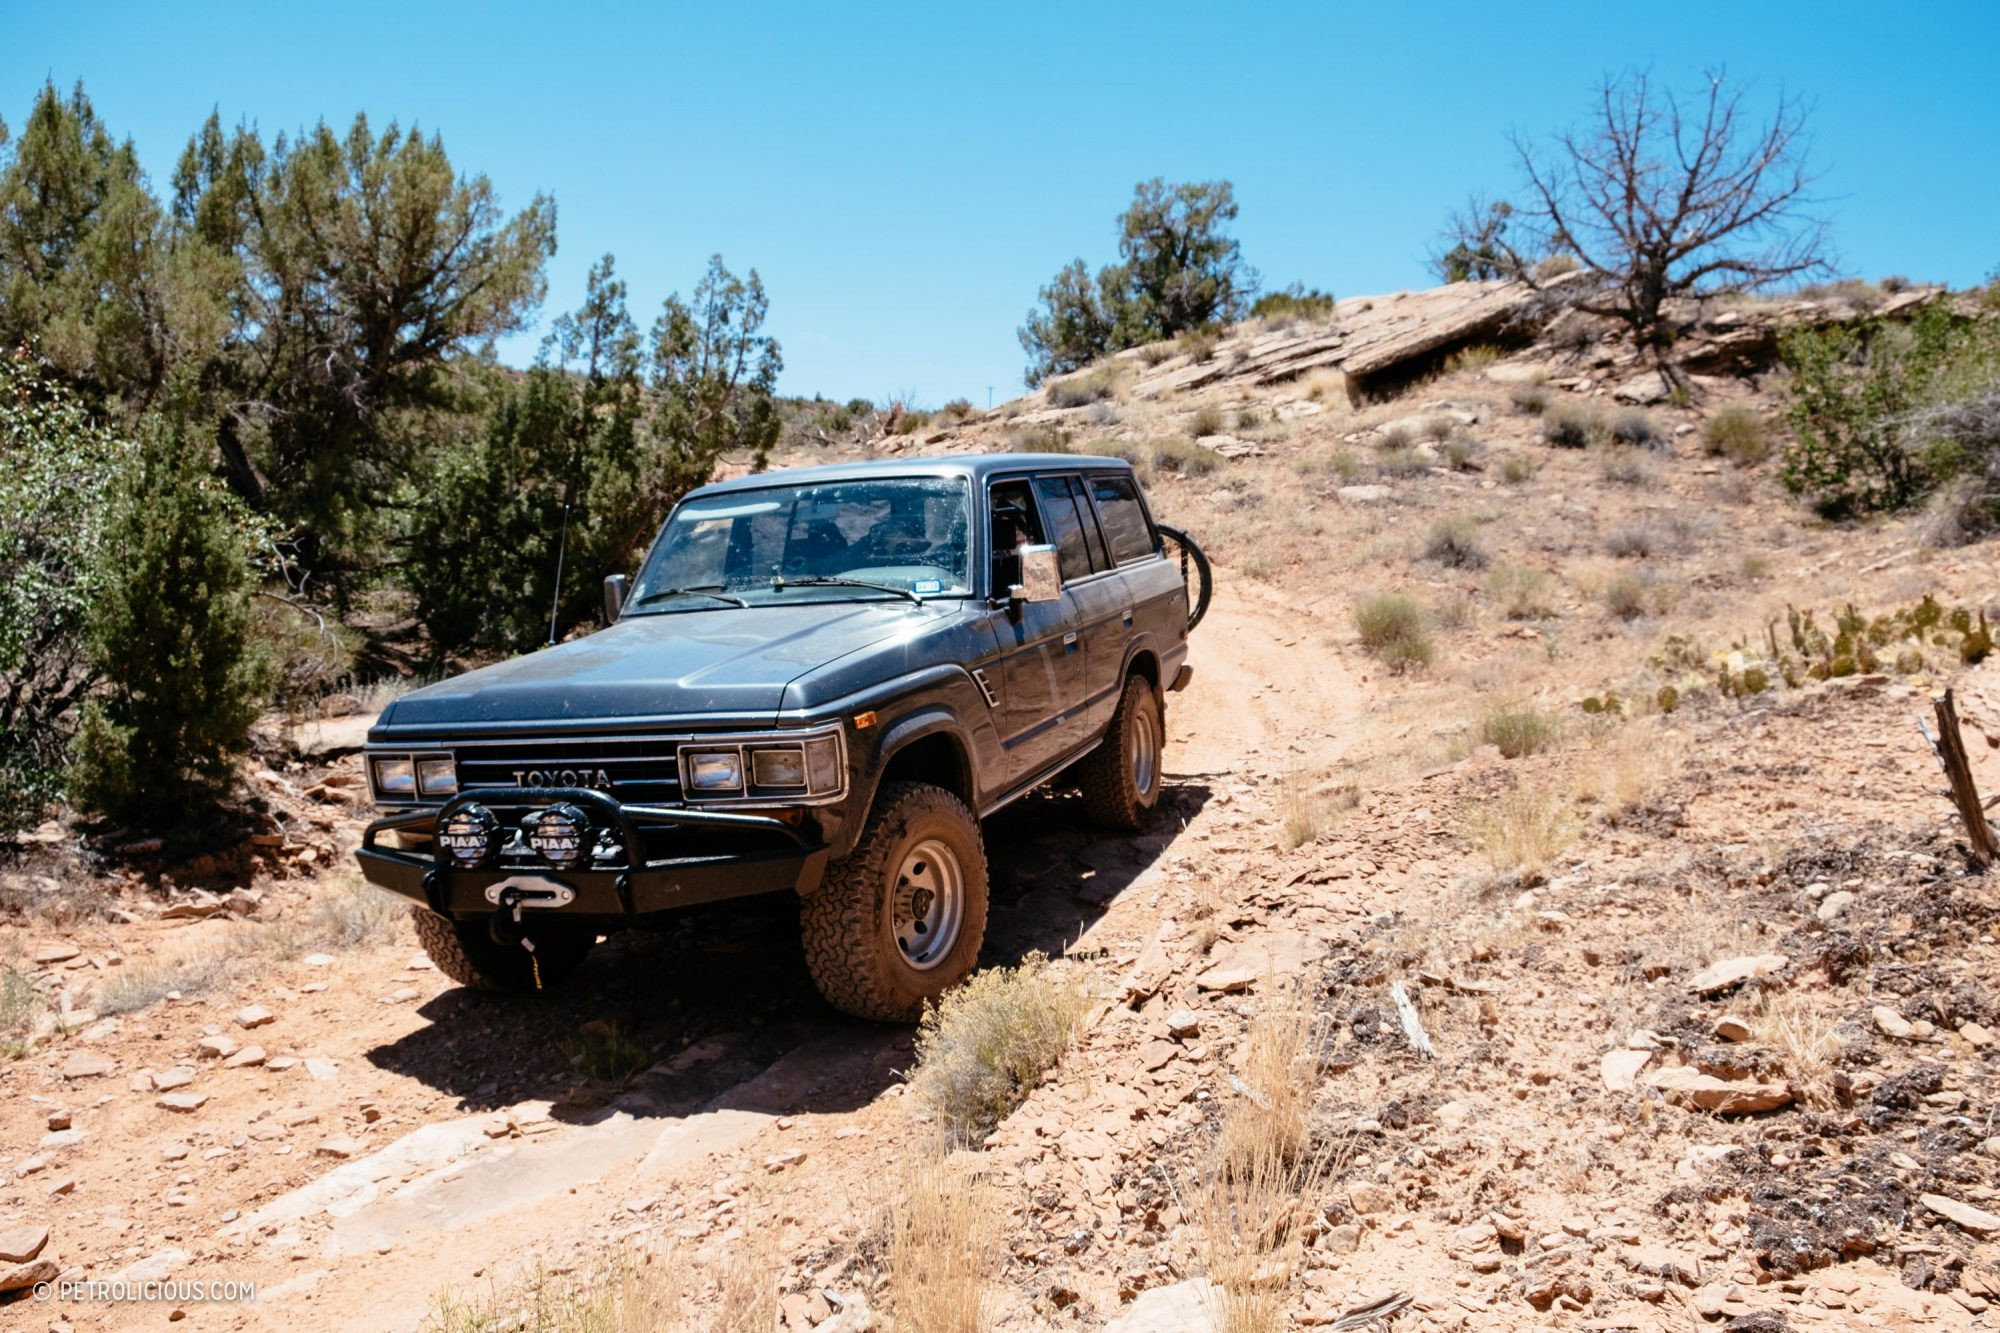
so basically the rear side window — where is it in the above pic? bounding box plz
[1088,473,1155,564]
[1032,476,1093,583]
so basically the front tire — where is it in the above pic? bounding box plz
[1079,674,1164,830]
[411,907,596,991]
[802,781,989,1022]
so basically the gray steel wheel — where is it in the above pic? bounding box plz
[893,837,966,970]
[1130,699,1160,797]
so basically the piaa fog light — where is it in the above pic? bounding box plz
[437,803,500,869]
[524,803,591,871]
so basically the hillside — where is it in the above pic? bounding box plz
[3,278,1998,1331]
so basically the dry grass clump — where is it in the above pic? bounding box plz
[1423,517,1488,569]
[886,1146,998,1333]
[1,967,40,1058]
[1499,454,1538,484]
[271,875,404,956]
[1178,325,1222,364]
[1470,782,1579,877]
[1510,383,1552,415]
[1190,404,1227,437]
[1607,408,1663,449]
[1278,771,1356,850]
[1542,402,1598,448]
[1045,363,1121,409]
[1599,447,1654,486]
[1153,434,1224,476]
[1192,980,1333,1333]
[1374,447,1429,478]
[1480,702,1559,758]
[908,952,1087,1143]
[1604,518,1664,558]
[1007,424,1074,454]
[427,1247,694,1333]
[1703,404,1772,465]
[1445,342,1504,375]
[1750,993,1843,1109]
[1302,367,1349,404]
[98,944,247,1016]
[1352,594,1433,674]
[1604,572,1651,620]
[1486,565,1557,620]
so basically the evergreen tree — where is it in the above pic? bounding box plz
[70,421,273,825]
[1019,180,1255,386]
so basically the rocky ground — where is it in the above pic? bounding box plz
[3,281,1998,1331]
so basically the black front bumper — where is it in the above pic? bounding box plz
[356,787,830,921]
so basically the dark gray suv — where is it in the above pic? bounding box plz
[357,453,1197,1019]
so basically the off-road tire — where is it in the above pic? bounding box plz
[411,907,596,991]
[801,781,989,1022]
[1079,675,1165,830]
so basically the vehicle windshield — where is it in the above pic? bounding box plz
[627,475,973,612]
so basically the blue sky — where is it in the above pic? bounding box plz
[9,1,1998,404]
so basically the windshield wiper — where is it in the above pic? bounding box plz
[631,584,749,609]
[772,574,924,604]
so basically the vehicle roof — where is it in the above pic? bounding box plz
[684,453,1133,500]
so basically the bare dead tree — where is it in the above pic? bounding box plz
[1509,70,1832,365]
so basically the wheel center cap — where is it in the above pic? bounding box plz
[909,887,935,921]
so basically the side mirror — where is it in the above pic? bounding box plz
[601,573,628,625]
[1007,544,1062,606]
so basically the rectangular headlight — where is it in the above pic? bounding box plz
[373,756,416,797]
[417,757,458,796]
[687,751,744,792]
[805,735,841,793]
[750,748,806,789]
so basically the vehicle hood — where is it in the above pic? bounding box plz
[375,602,953,734]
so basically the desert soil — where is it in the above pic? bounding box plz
[4,298,1999,1332]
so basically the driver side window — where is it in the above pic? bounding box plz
[988,479,1047,593]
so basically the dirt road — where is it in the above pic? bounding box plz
[4,582,1365,1331]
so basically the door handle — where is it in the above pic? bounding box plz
[1062,631,1079,650]
[1121,607,1134,626]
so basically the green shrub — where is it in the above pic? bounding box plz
[1608,409,1663,449]
[1488,566,1556,619]
[1779,303,2000,514]
[70,423,274,826]
[1251,285,1337,322]
[1424,517,1488,569]
[909,953,1087,1143]
[1153,435,1222,476]
[1702,404,1771,464]
[938,397,977,422]
[1353,594,1434,673]
[1542,403,1597,448]
[0,353,135,828]
[1481,703,1559,758]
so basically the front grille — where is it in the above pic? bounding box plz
[453,735,683,804]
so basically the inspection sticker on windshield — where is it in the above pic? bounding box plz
[913,579,942,594]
